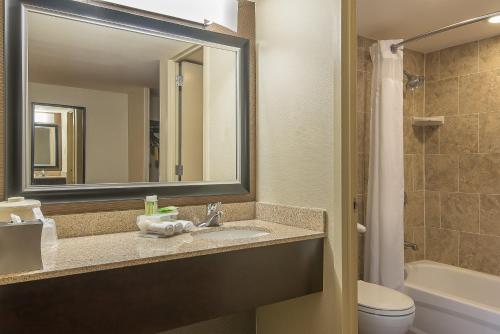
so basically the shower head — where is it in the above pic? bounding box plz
[404,70,425,91]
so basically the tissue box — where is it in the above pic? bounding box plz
[0,220,43,275]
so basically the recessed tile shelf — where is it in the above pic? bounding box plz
[412,116,445,127]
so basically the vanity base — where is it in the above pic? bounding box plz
[0,238,323,334]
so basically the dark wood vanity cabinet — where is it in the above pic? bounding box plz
[0,239,323,334]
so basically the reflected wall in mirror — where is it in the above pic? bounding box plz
[27,10,239,187]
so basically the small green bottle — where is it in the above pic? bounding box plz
[145,195,158,216]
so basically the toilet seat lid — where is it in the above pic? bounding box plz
[358,280,415,316]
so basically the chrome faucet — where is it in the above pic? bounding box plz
[198,202,224,227]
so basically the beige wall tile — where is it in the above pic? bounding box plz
[439,115,478,154]
[425,154,459,192]
[404,226,425,262]
[356,71,366,113]
[357,153,368,195]
[479,112,500,153]
[424,127,440,154]
[459,154,500,193]
[414,87,425,116]
[364,112,371,150]
[403,89,413,116]
[480,194,500,236]
[479,35,500,72]
[404,155,414,192]
[356,112,365,154]
[404,49,424,76]
[413,226,425,260]
[425,78,459,116]
[414,154,424,191]
[426,228,459,265]
[404,117,424,154]
[425,191,441,228]
[405,155,424,192]
[441,192,479,233]
[440,42,478,78]
[357,36,366,72]
[425,51,440,81]
[357,36,375,73]
[404,191,425,228]
[365,72,372,113]
[460,233,500,276]
[459,71,500,114]
[404,228,415,263]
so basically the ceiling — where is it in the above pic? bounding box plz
[358,0,500,53]
[28,11,195,92]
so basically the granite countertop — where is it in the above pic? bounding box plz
[0,220,324,286]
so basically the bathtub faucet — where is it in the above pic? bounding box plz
[404,241,418,251]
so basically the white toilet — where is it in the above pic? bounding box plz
[358,280,415,334]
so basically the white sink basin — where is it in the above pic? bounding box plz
[193,227,270,240]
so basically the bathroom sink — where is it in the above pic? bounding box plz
[192,227,270,240]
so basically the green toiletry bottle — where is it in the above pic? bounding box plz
[145,195,158,216]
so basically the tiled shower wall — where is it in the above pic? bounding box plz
[356,37,426,278]
[424,36,500,276]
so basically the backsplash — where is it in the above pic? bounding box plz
[52,202,256,238]
[424,35,500,276]
[356,36,426,278]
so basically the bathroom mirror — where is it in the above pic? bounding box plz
[6,0,250,202]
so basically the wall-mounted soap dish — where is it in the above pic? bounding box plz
[412,116,444,127]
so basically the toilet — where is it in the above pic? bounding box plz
[358,280,415,334]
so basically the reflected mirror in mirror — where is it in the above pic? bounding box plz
[33,124,57,167]
[27,10,239,187]
[32,104,85,186]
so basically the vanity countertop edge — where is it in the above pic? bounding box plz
[0,219,325,286]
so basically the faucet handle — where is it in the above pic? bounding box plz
[207,202,222,214]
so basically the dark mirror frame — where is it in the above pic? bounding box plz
[5,0,250,203]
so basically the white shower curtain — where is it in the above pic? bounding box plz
[364,40,405,290]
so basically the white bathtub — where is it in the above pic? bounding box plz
[404,260,500,334]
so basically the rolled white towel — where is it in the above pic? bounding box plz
[177,220,194,232]
[147,222,175,236]
[173,221,184,234]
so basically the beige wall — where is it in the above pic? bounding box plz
[255,0,342,332]
[424,35,500,276]
[128,87,149,182]
[29,82,129,183]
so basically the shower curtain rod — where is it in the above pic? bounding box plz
[390,10,500,53]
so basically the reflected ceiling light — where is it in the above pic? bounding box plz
[488,15,500,24]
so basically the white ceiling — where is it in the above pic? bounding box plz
[28,11,194,92]
[358,0,500,53]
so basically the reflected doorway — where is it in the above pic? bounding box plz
[31,103,86,185]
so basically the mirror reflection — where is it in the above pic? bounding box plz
[27,11,239,186]
[32,104,85,185]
